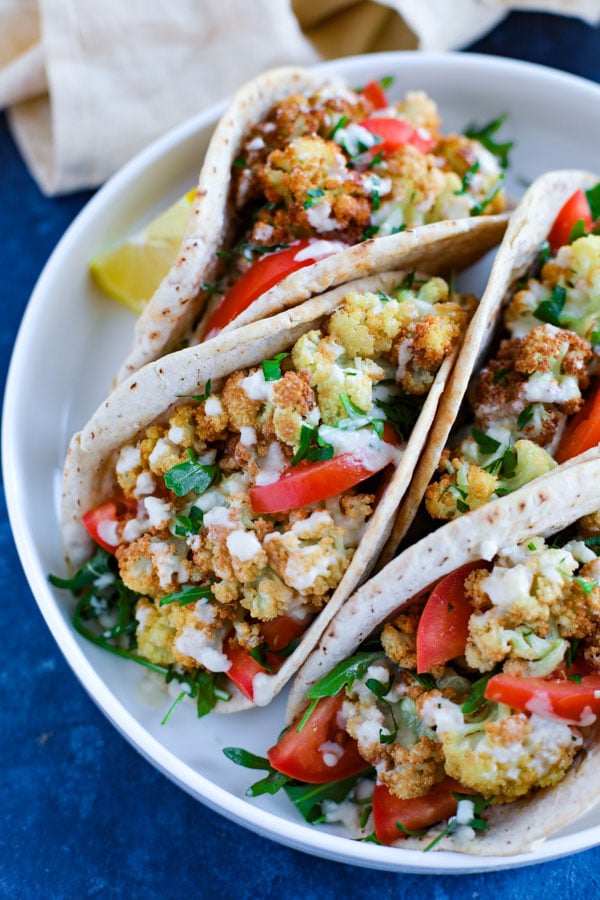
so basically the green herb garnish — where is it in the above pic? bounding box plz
[297,651,382,732]
[329,114,350,140]
[179,378,212,403]
[262,351,290,382]
[533,284,566,327]
[292,425,335,466]
[304,188,325,209]
[465,114,513,168]
[471,427,501,455]
[470,173,504,217]
[164,450,220,497]
[455,162,480,196]
[175,506,205,537]
[423,794,492,851]
[516,404,534,431]
[159,584,213,607]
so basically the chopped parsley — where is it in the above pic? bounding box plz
[471,427,501,455]
[304,188,325,209]
[338,393,384,438]
[178,378,212,403]
[175,506,205,537]
[516,404,534,430]
[292,425,334,466]
[164,450,221,497]
[329,114,349,140]
[262,351,290,382]
[533,284,566,327]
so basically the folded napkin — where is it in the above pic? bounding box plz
[1,0,598,195]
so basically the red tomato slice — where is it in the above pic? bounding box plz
[225,615,309,700]
[372,779,471,845]
[203,240,342,338]
[249,423,401,514]
[361,80,388,110]
[416,561,490,674]
[267,694,367,783]
[547,189,593,255]
[555,380,600,463]
[358,117,436,156]
[82,499,136,553]
[484,672,600,725]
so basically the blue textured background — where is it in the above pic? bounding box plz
[2,13,600,898]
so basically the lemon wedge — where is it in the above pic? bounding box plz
[90,189,196,314]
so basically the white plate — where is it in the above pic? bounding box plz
[5,51,600,874]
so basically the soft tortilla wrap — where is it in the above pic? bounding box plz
[379,169,600,564]
[63,271,462,713]
[286,450,600,854]
[117,66,508,382]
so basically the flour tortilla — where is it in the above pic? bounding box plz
[286,450,600,854]
[63,270,464,713]
[378,169,600,564]
[117,66,509,383]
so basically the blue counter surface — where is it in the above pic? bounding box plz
[2,12,600,898]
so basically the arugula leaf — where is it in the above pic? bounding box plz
[423,793,492,852]
[49,546,113,592]
[362,225,380,240]
[533,284,566,327]
[366,677,398,744]
[471,427,501,455]
[232,157,246,169]
[586,183,600,221]
[249,643,274,674]
[470,173,505,217]
[461,668,500,715]
[297,651,383,732]
[284,771,372,824]
[159,584,213,607]
[292,425,335,466]
[566,638,580,669]
[516,404,534,430]
[175,506,204,537]
[262,351,290,382]
[465,114,513,168]
[223,747,290,796]
[379,75,394,90]
[455,161,480,196]
[164,450,220,497]
[304,188,325,209]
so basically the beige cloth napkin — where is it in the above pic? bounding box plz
[1,0,598,195]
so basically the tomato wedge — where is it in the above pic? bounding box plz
[249,423,400,514]
[416,562,489,673]
[484,672,600,725]
[203,240,343,338]
[267,694,367,783]
[361,80,388,110]
[358,117,436,156]
[547,189,593,255]
[555,380,600,463]
[225,615,308,701]
[372,779,471,845]
[82,499,136,553]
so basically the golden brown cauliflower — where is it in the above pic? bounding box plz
[135,599,177,666]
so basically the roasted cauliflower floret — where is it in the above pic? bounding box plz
[271,369,316,446]
[420,696,582,802]
[381,606,423,670]
[135,599,177,666]
[291,329,383,423]
[577,509,600,538]
[513,324,591,416]
[344,667,446,799]
[238,572,297,621]
[327,290,416,358]
[256,135,370,242]
[221,370,263,429]
[424,459,498,521]
[395,90,441,135]
[264,510,349,598]
[116,533,196,599]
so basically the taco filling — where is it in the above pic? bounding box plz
[55,276,474,714]
[425,183,600,522]
[201,77,507,337]
[227,521,600,849]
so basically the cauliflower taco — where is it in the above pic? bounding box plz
[228,453,600,855]
[380,169,600,560]
[118,66,510,381]
[57,269,476,715]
